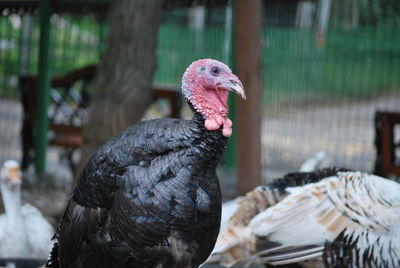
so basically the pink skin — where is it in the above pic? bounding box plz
[182,59,244,137]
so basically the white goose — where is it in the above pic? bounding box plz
[208,168,400,268]
[0,160,54,263]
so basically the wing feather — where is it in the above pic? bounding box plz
[208,168,348,266]
[210,169,400,267]
[251,172,400,267]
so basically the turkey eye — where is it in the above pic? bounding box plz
[211,66,220,76]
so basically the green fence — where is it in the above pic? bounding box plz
[263,26,400,108]
[155,8,232,86]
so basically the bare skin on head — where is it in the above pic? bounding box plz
[181,59,246,137]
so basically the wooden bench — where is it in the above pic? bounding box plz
[20,65,182,171]
[374,111,400,177]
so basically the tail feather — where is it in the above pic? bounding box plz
[45,232,59,268]
[256,245,324,265]
[45,241,59,268]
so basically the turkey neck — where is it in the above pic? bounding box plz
[1,182,24,227]
[190,107,228,163]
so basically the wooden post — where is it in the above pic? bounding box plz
[234,0,262,195]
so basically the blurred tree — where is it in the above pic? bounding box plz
[76,0,163,180]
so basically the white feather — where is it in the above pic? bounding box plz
[250,172,400,267]
[220,196,244,232]
[209,171,400,267]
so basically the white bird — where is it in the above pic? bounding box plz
[0,160,54,263]
[208,168,400,268]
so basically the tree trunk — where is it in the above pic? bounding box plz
[76,0,163,181]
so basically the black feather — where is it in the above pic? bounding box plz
[51,112,227,268]
[266,167,351,196]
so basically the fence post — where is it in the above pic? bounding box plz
[35,0,52,174]
[234,0,262,195]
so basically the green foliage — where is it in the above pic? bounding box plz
[0,14,102,99]
[0,17,20,99]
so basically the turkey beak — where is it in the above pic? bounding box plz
[224,79,246,100]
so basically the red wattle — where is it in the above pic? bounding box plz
[205,119,220,131]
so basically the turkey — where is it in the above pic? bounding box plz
[46,59,246,268]
[0,160,54,266]
[208,168,400,268]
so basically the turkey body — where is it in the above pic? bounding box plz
[50,114,226,268]
[209,168,400,268]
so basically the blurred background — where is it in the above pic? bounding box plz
[0,0,399,250]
